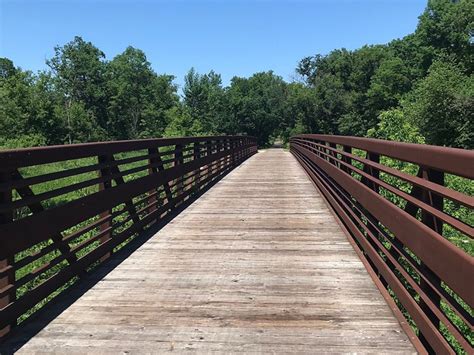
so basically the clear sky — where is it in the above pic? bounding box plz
[1,0,427,89]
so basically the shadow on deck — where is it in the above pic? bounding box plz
[2,149,414,353]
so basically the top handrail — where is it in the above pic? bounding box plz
[294,134,474,179]
[0,135,258,341]
[290,134,473,354]
[0,135,254,169]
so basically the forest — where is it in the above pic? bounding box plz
[0,0,472,150]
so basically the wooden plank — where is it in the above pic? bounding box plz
[9,149,415,354]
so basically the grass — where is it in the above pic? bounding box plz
[348,149,473,353]
[10,147,180,325]
[289,143,472,353]
[5,143,473,353]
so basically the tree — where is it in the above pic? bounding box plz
[165,105,204,137]
[279,83,319,143]
[0,58,17,79]
[0,62,66,146]
[47,36,108,128]
[54,100,104,144]
[107,47,177,139]
[296,46,392,137]
[182,68,225,134]
[2,0,473,153]
[416,0,474,72]
[367,109,425,144]
[366,57,412,112]
[225,72,287,146]
[403,60,473,148]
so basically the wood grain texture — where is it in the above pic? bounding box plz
[12,149,415,354]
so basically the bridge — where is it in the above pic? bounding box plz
[0,136,472,354]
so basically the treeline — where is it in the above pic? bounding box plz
[294,0,472,148]
[0,0,472,149]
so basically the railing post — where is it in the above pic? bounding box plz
[223,138,227,167]
[151,147,173,211]
[235,139,239,163]
[225,138,229,164]
[193,142,201,187]
[360,152,386,282]
[0,170,15,338]
[228,137,233,165]
[361,152,380,190]
[231,138,236,167]
[221,138,227,170]
[175,144,184,196]
[418,168,443,350]
[341,145,352,174]
[217,139,222,174]
[147,147,159,221]
[328,142,338,166]
[98,155,113,262]
[206,140,213,179]
[239,138,243,162]
[313,139,322,158]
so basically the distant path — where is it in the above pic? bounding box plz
[13,149,414,353]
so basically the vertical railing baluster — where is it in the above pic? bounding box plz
[239,138,243,162]
[341,145,352,174]
[232,138,237,167]
[147,147,159,222]
[98,155,113,261]
[329,142,338,166]
[418,168,443,351]
[360,152,385,282]
[193,141,201,188]
[153,146,173,212]
[0,170,14,338]
[227,137,232,167]
[208,140,213,178]
[220,138,226,172]
[175,144,184,199]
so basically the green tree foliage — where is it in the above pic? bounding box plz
[366,57,412,112]
[0,59,60,145]
[39,37,109,144]
[0,37,179,148]
[182,68,225,134]
[294,0,472,147]
[403,60,473,148]
[47,36,108,127]
[164,105,204,137]
[279,83,320,142]
[54,100,104,144]
[0,1,472,150]
[416,0,474,71]
[367,109,425,144]
[224,71,287,145]
[106,47,178,139]
[0,60,34,141]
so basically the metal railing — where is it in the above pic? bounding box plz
[0,135,257,340]
[290,134,473,354]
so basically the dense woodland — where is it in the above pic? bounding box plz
[1,2,472,352]
[1,0,472,150]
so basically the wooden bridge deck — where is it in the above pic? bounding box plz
[11,149,414,353]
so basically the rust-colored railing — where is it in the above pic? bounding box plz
[290,135,473,354]
[0,135,257,340]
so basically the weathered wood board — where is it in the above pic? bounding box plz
[10,149,415,354]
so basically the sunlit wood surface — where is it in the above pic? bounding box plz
[14,149,414,354]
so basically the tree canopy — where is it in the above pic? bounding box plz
[1,0,472,149]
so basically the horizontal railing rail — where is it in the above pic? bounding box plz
[290,134,473,354]
[0,135,257,340]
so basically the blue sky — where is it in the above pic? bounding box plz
[1,0,426,89]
